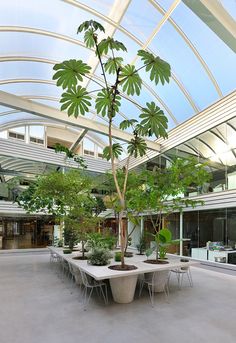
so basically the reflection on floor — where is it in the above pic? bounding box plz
[0,253,236,343]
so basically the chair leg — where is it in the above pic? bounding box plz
[147,284,154,307]
[187,269,193,287]
[139,279,144,297]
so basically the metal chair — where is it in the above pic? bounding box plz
[79,268,108,310]
[49,249,60,264]
[169,266,193,289]
[68,262,83,289]
[139,271,169,307]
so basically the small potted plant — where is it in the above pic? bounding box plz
[87,247,112,266]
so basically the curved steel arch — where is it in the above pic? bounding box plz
[0,77,172,124]
[0,56,176,123]
[149,0,222,97]
[0,25,197,114]
[62,0,220,110]
[63,0,221,97]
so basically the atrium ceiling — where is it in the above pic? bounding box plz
[0,0,235,151]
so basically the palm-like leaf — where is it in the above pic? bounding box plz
[103,143,123,161]
[77,20,105,33]
[95,89,121,117]
[53,59,91,89]
[127,136,147,158]
[119,64,142,95]
[84,29,96,48]
[60,86,92,117]
[119,119,138,130]
[104,57,123,74]
[139,102,168,138]
[137,50,171,85]
[135,123,151,137]
[97,37,127,56]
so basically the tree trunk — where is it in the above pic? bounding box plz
[119,211,126,268]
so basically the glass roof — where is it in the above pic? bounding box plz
[0,0,235,138]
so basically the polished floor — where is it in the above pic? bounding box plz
[0,252,236,343]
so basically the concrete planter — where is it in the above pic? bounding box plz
[109,275,138,303]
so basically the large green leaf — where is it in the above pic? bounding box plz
[139,102,168,138]
[104,57,123,74]
[103,144,123,161]
[84,28,96,48]
[97,37,127,56]
[95,89,121,117]
[119,64,142,96]
[159,228,172,243]
[77,20,105,33]
[119,119,138,130]
[137,50,171,85]
[127,136,147,158]
[53,59,91,89]
[60,86,92,117]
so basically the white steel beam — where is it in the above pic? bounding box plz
[0,90,160,152]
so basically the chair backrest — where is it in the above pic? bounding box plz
[79,269,92,287]
[69,263,82,284]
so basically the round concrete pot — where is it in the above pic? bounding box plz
[109,275,138,303]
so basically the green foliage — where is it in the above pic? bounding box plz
[54,143,87,168]
[127,136,147,158]
[103,143,123,161]
[119,119,138,130]
[60,85,92,116]
[53,19,172,267]
[145,248,153,259]
[77,20,105,33]
[53,59,91,89]
[114,251,122,262]
[137,50,171,85]
[86,232,116,250]
[84,28,96,48]
[17,169,93,217]
[136,234,146,254]
[95,88,121,117]
[139,102,168,138]
[104,57,123,74]
[87,247,112,266]
[97,37,127,55]
[120,64,142,95]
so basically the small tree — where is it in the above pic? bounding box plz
[126,157,210,260]
[52,20,171,269]
[17,169,98,253]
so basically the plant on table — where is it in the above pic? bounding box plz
[128,157,210,263]
[52,20,171,269]
[17,169,100,257]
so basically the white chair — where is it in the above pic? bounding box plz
[170,266,193,289]
[79,269,108,310]
[139,271,169,307]
[68,262,83,289]
[49,249,60,264]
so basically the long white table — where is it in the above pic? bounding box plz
[50,247,196,303]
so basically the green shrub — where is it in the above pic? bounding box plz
[87,247,112,266]
[114,251,122,262]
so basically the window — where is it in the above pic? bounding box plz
[29,126,45,145]
[9,131,25,141]
[83,138,95,157]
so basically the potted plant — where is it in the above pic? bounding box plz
[144,228,177,264]
[87,247,112,266]
[52,19,171,272]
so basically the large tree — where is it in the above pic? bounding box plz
[52,20,171,269]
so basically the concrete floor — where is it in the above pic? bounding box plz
[0,253,236,343]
